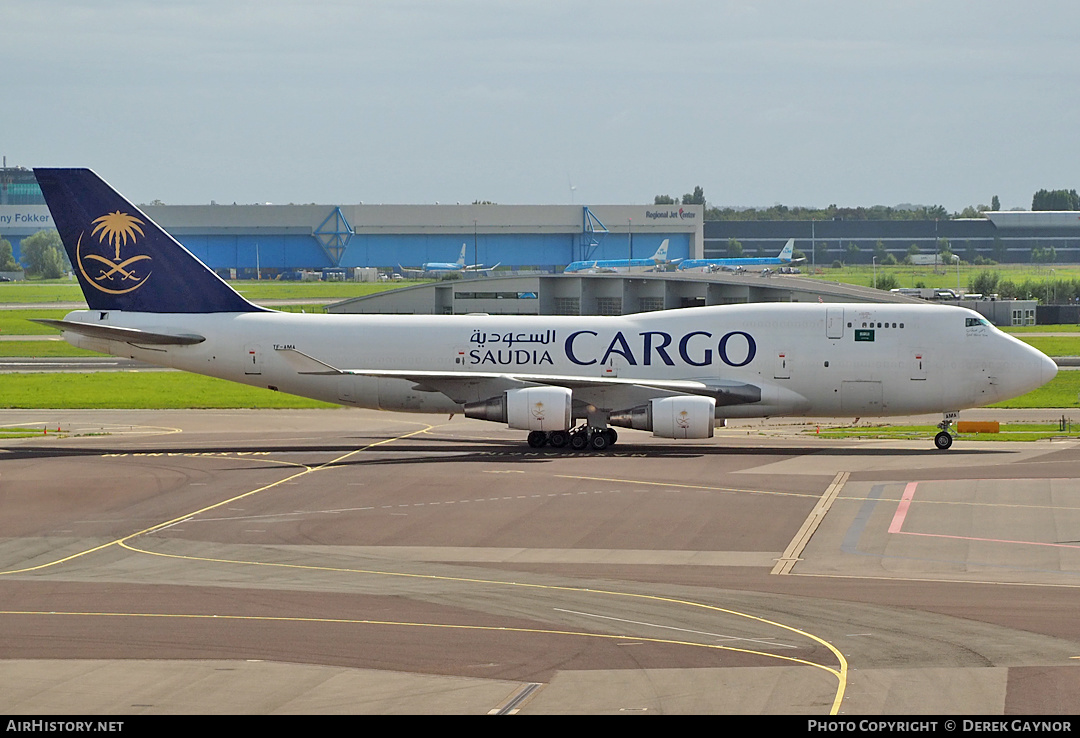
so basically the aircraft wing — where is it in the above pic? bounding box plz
[31,319,206,346]
[275,348,761,409]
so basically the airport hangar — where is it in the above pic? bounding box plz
[9,164,1080,272]
[0,166,705,274]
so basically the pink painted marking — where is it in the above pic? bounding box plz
[889,482,919,534]
[889,480,1080,549]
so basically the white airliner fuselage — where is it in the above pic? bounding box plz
[59,302,1055,422]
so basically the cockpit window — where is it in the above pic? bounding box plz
[965,317,990,327]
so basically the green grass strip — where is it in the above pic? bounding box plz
[1012,336,1080,357]
[988,370,1080,408]
[0,281,86,304]
[0,279,428,304]
[0,340,103,357]
[0,309,70,335]
[0,372,339,409]
[1006,325,1080,334]
[810,423,1079,442]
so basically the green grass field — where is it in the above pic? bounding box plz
[0,372,337,409]
[801,262,1080,291]
[0,308,73,335]
[809,423,1079,442]
[0,281,86,304]
[0,278,430,305]
[1010,336,1080,357]
[988,368,1080,408]
[0,340,102,357]
[1005,325,1080,333]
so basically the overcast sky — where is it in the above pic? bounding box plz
[6,1,1078,211]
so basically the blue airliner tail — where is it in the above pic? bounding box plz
[34,168,261,313]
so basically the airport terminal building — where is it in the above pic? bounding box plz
[704,213,1080,266]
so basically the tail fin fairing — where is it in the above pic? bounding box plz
[34,168,262,313]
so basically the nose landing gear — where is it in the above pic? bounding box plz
[934,416,955,450]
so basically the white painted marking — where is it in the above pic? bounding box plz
[554,608,798,650]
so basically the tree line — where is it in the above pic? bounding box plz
[0,230,70,279]
[659,186,1080,221]
[969,270,1080,303]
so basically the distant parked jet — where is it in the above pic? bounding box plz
[677,238,803,272]
[564,239,673,274]
[398,244,499,277]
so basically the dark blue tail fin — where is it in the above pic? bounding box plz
[34,168,261,313]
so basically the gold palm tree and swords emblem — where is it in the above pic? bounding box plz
[76,211,153,294]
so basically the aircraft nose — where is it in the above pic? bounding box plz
[1021,341,1058,391]
[1004,338,1058,398]
[1040,351,1059,386]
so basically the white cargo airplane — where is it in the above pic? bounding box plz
[34,169,1057,451]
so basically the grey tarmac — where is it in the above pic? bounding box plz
[0,408,1077,715]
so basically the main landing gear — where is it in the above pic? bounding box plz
[527,425,618,451]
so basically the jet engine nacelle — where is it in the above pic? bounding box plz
[609,395,716,439]
[464,386,573,431]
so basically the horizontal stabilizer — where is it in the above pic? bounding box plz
[33,319,205,345]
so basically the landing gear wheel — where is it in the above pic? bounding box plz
[527,431,548,448]
[548,430,568,448]
[934,431,953,450]
[603,428,617,446]
[569,432,589,451]
[589,432,610,451]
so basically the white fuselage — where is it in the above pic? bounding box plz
[59,302,1056,421]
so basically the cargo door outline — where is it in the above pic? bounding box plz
[841,380,883,414]
[826,308,844,339]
